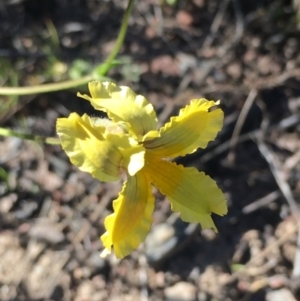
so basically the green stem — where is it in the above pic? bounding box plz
[96,0,135,75]
[0,127,60,145]
[0,0,135,96]
[0,74,95,96]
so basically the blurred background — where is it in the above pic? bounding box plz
[1,0,300,300]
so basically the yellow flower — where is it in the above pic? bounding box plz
[56,81,227,258]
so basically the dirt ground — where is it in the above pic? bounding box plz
[1,0,300,300]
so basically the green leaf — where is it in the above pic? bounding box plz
[0,167,8,183]
[166,0,177,5]
[230,263,245,272]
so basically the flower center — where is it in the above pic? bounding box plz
[91,117,128,135]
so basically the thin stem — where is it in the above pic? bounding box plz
[0,0,135,96]
[97,0,135,75]
[0,127,60,145]
[0,74,95,96]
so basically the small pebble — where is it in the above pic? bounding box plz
[266,288,297,301]
[145,223,176,263]
[29,223,64,244]
[164,281,197,301]
[0,193,18,213]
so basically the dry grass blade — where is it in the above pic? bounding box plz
[242,190,281,214]
[227,89,258,164]
[202,0,231,50]
[255,136,300,277]
[231,219,298,279]
[256,137,299,217]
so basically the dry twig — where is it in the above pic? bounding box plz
[227,89,258,164]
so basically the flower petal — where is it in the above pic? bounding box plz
[144,99,223,158]
[105,132,145,176]
[145,155,227,231]
[101,169,155,258]
[56,113,122,182]
[78,81,158,137]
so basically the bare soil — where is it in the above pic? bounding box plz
[1,0,300,300]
